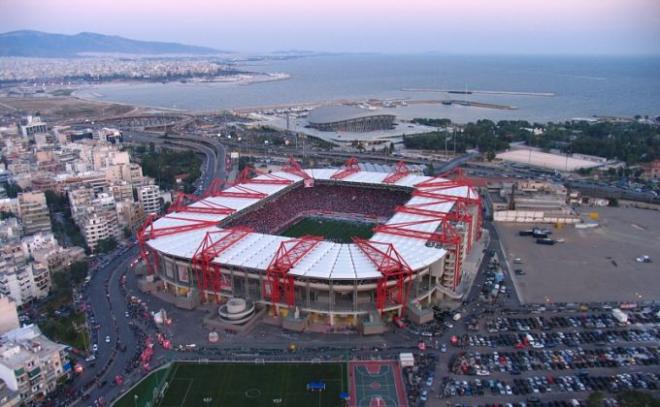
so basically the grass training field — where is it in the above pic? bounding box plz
[115,362,349,407]
[280,217,375,243]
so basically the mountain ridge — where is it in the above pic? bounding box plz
[0,30,221,57]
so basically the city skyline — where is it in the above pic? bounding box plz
[1,0,660,55]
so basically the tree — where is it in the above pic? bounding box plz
[617,390,660,407]
[51,272,72,298]
[95,237,118,254]
[45,190,68,212]
[486,151,496,161]
[1,182,22,198]
[68,261,89,285]
[587,391,605,407]
[0,211,14,220]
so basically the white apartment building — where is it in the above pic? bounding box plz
[75,193,122,250]
[79,212,121,250]
[0,325,70,404]
[138,184,162,215]
[0,243,50,306]
[19,116,48,139]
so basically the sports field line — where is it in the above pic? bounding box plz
[159,378,193,407]
[179,378,194,407]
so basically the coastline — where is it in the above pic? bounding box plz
[71,71,290,101]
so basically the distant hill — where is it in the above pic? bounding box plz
[0,30,220,57]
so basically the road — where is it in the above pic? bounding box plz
[122,131,226,193]
[72,245,140,404]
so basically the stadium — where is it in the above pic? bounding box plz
[306,105,395,132]
[137,158,482,334]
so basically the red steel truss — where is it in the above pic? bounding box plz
[168,193,235,216]
[383,161,410,184]
[265,236,323,310]
[330,157,360,180]
[414,170,484,240]
[373,217,465,290]
[213,184,267,199]
[398,196,476,252]
[415,187,482,241]
[237,166,293,185]
[281,156,311,180]
[192,227,252,300]
[353,238,413,314]
[137,214,218,275]
[203,178,225,198]
[168,193,195,213]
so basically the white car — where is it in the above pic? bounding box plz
[105,336,111,343]
[92,344,98,352]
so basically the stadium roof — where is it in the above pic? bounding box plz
[307,105,395,124]
[146,168,477,281]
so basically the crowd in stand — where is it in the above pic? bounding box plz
[225,184,410,234]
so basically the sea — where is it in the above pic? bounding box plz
[74,54,660,123]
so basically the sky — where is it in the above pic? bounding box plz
[1,0,660,55]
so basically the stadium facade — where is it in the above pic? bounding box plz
[307,105,395,133]
[137,159,482,332]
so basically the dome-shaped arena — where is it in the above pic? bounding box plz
[137,158,483,333]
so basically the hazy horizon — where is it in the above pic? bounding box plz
[1,0,659,56]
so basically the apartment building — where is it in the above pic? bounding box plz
[74,193,122,250]
[0,325,70,404]
[0,379,20,406]
[22,233,85,274]
[17,192,51,236]
[0,296,19,336]
[109,181,134,201]
[19,116,48,139]
[0,243,50,306]
[137,184,162,215]
[116,199,145,232]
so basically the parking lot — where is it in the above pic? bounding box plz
[496,207,660,304]
[433,305,660,406]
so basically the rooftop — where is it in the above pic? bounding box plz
[0,325,66,369]
[307,105,395,124]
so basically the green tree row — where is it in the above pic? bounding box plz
[133,145,202,193]
[405,118,660,164]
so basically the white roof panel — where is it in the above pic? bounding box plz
[216,233,286,269]
[151,213,224,229]
[147,226,218,258]
[341,171,388,184]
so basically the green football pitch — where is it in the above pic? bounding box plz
[280,217,375,243]
[115,362,349,407]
